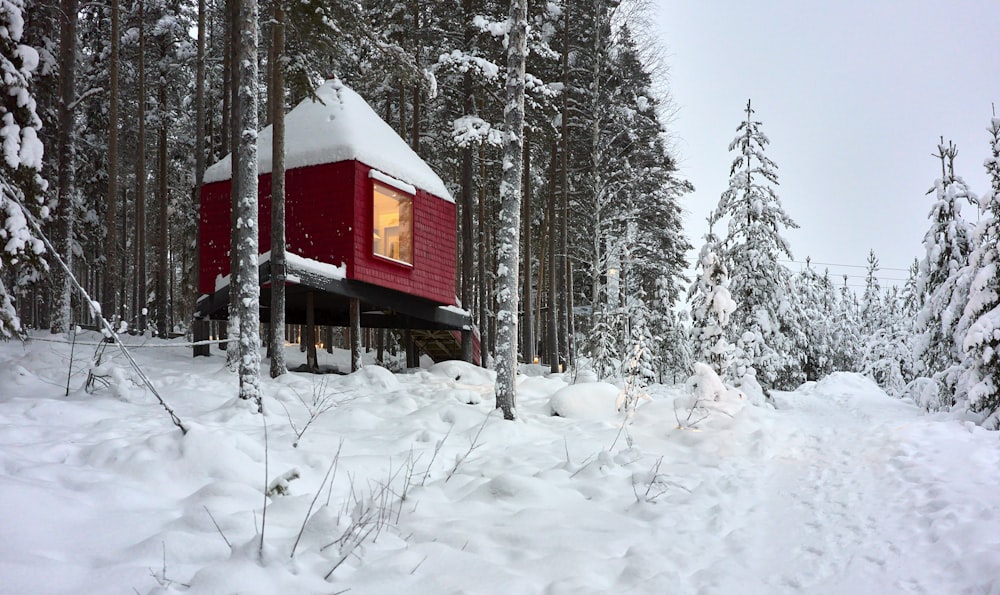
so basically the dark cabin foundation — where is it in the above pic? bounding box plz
[195,254,479,367]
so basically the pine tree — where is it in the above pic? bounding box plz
[958,116,1000,427]
[0,0,47,338]
[712,100,799,390]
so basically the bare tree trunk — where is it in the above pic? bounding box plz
[157,75,169,336]
[52,0,79,335]
[191,0,208,354]
[494,0,527,420]
[477,154,488,367]
[103,0,120,323]
[226,0,241,367]
[547,144,559,373]
[557,1,571,368]
[235,0,262,404]
[460,0,475,362]
[269,2,287,378]
[521,131,533,365]
[136,0,147,334]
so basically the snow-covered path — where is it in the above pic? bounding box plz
[0,336,998,594]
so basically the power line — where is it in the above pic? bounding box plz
[779,259,911,273]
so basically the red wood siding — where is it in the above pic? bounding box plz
[351,162,456,305]
[199,160,456,306]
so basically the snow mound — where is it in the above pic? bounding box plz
[341,365,401,391]
[428,360,495,385]
[548,382,620,419]
[813,371,884,396]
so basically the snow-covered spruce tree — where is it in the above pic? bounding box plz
[687,226,737,379]
[791,260,836,381]
[493,0,527,421]
[863,285,914,398]
[235,0,261,406]
[830,275,862,372]
[912,139,977,408]
[957,116,1000,426]
[0,0,47,338]
[711,99,799,391]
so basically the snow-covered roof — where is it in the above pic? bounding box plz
[203,80,452,201]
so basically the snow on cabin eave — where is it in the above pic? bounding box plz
[201,81,454,202]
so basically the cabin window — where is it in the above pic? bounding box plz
[372,181,413,265]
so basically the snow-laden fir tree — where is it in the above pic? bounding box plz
[856,250,915,395]
[791,260,837,381]
[957,116,1000,427]
[711,100,799,390]
[912,139,977,407]
[0,0,46,338]
[687,227,737,378]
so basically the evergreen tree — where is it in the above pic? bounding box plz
[958,116,1000,427]
[711,99,799,390]
[0,0,47,337]
[687,228,736,378]
[912,139,977,406]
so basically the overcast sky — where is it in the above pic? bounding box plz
[655,0,1000,289]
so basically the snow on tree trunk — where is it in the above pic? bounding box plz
[268,3,287,379]
[235,0,261,405]
[493,0,527,421]
[52,0,78,336]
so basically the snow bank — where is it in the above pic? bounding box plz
[548,382,620,419]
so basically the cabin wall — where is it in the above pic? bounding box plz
[198,160,456,306]
[198,162,356,295]
[352,163,456,305]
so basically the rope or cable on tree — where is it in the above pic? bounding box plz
[12,197,188,435]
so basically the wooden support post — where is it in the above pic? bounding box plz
[404,327,416,369]
[217,320,227,351]
[350,298,361,372]
[305,291,318,371]
[193,319,210,357]
[377,328,384,365]
[461,329,473,363]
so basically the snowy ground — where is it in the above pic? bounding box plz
[1,331,999,594]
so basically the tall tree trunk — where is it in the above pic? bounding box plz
[236,0,261,404]
[226,0,241,368]
[521,131,533,365]
[136,0,147,334]
[191,0,206,339]
[53,0,79,335]
[156,76,169,336]
[477,154,488,367]
[494,0,527,420]
[269,1,287,378]
[459,0,475,361]
[557,1,571,368]
[103,0,120,323]
[547,144,559,373]
[410,2,420,154]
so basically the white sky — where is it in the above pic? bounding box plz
[655,0,1000,289]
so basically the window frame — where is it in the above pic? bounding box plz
[370,178,415,268]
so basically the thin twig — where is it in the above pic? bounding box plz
[203,506,232,548]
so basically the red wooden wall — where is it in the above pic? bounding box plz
[198,160,456,306]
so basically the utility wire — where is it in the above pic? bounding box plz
[779,258,911,272]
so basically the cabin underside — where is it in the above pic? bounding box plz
[195,255,479,365]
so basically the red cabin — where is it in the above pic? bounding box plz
[196,80,477,364]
